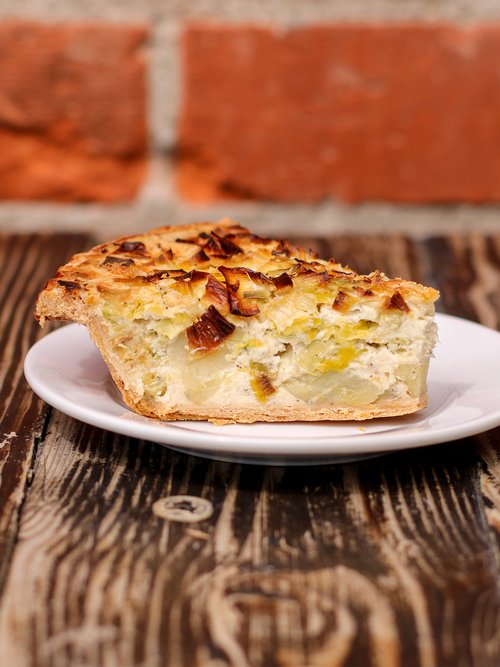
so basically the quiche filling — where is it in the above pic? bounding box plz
[36,220,439,423]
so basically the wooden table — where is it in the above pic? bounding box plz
[0,232,499,667]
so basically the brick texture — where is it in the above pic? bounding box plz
[179,24,500,203]
[0,22,147,202]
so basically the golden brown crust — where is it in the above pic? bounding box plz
[36,218,438,326]
[122,396,428,424]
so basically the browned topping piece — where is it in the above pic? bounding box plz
[175,237,199,244]
[169,270,210,295]
[218,266,272,289]
[214,234,244,256]
[103,256,135,267]
[272,272,293,289]
[57,280,81,291]
[115,241,147,255]
[227,289,260,317]
[273,239,318,259]
[165,269,187,278]
[186,306,235,352]
[189,270,210,284]
[202,232,243,258]
[218,266,273,317]
[292,265,333,287]
[147,268,185,282]
[353,286,375,297]
[332,290,351,312]
[158,248,174,261]
[385,291,410,312]
[204,275,229,311]
[251,373,276,403]
[272,240,291,257]
[192,247,210,263]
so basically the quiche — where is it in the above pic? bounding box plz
[35,219,439,423]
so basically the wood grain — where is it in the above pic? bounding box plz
[423,235,500,327]
[0,234,498,667]
[0,234,90,591]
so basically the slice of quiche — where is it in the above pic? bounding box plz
[35,219,439,423]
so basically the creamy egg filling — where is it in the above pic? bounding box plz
[99,287,437,413]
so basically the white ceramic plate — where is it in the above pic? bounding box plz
[24,314,500,465]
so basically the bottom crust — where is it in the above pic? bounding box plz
[124,395,428,425]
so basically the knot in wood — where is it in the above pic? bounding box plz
[152,495,213,523]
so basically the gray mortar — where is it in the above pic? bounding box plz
[1,1,500,22]
[0,195,499,241]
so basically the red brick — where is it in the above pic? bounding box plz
[179,24,500,203]
[0,22,147,202]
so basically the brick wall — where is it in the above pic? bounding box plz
[1,1,500,239]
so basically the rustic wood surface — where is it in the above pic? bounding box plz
[0,232,499,667]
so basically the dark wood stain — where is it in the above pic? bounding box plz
[0,233,90,596]
[0,233,498,667]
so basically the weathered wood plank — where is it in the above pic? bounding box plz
[422,235,500,327]
[1,422,498,667]
[0,234,498,667]
[0,234,91,592]
[419,234,500,667]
